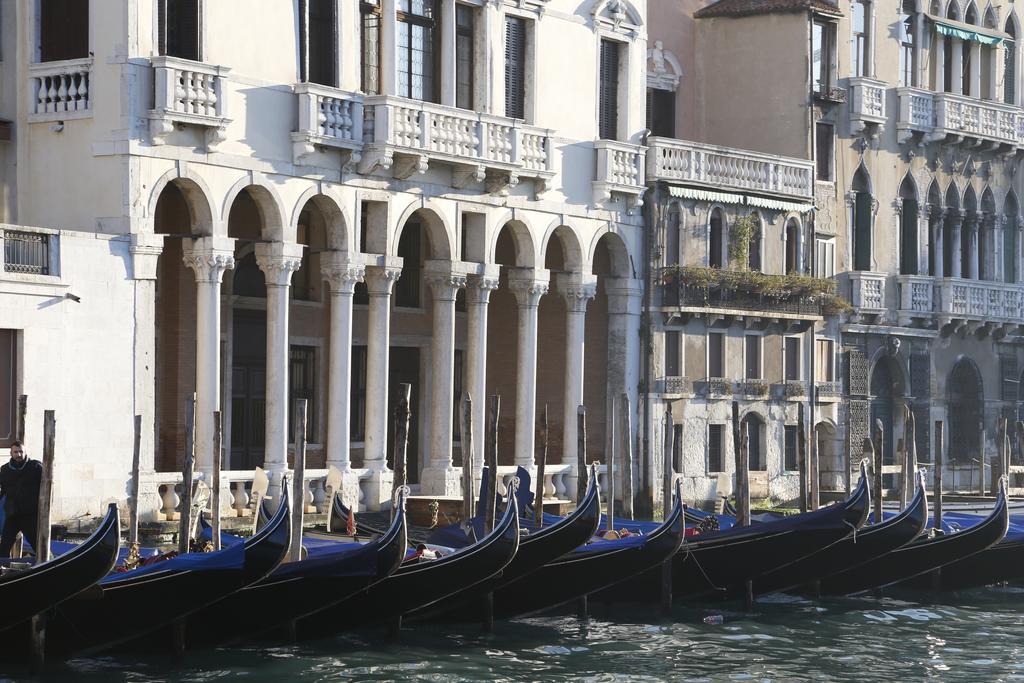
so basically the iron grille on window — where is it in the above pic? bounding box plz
[3,231,49,275]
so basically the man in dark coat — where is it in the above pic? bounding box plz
[0,441,43,557]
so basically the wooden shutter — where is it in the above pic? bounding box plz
[785,337,800,381]
[40,0,89,62]
[306,0,337,86]
[599,39,620,140]
[160,0,200,61]
[664,331,680,376]
[0,330,15,446]
[708,333,724,377]
[504,16,526,119]
[745,335,760,380]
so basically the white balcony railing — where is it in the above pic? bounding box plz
[849,271,887,315]
[149,56,231,149]
[592,139,646,209]
[896,274,934,325]
[898,87,1022,147]
[291,84,364,166]
[28,58,92,122]
[358,95,554,192]
[848,77,887,137]
[936,278,1024,323]
[646,137,814,201]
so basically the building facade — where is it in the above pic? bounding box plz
[0,0,650,522]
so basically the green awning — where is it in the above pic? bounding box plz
[928,15,1007,45]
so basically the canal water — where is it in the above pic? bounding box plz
[34,586,1024,682]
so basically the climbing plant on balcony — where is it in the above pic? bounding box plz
[728,214,758,269]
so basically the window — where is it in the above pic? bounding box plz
[361,1,381,94]
[785,337,801,381]
[300,0,337,87]
[852,167,873,271]
[708,424,724,473]
[289,346,317,444]
[1005,21,1017,105]
[784,425,798,472]
[814,238,835,278]
[898,1,914,87]
[598,39,621,140]
[0,330,15,448]
[709,209,724,268]
[158,0,200,61]
[504,16,526,118]
[851,1,868,78]
[745,335,760,380]
[3,231,50,275]
[456,4,475,110]
[646,88,675,137]
[899,185,919,276]
[39,0,89,62]
[665,331,680,377]
[708,332,725,378]
[785,219,800,274]
[962,40,972,97]
[812,19,833,93]
[815,339,834,382]
[815,122,834,182]
[351,346,367,441]
[397,0,437,102]
[748,214,762,272]
[745,415,765,471]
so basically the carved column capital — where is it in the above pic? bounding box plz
[508,268,551,309]
[424,266,468,302]
[364,260,404,296]
[321,251,366,295]
[556,272,598,314]
[183,236,236,283]
[130,233,165,281]
[465,271,501,306]
[255,241,304,287]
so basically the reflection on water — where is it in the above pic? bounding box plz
[27,587,1024,682]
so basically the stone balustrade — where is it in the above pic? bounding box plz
[358,95,553,191]
[646,137,813,200]
[897,87,1023,148]
[291,83,364,166]
[935,278,1024,324]
[849,271,887,315]
[593,140,646,208]
[29,58,92,121]
[149,56,231,148]
[848,77,887,137]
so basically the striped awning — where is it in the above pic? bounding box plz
[668,186,813,214]
[927,14,1007,46]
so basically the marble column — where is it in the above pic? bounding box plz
[994,216,1005,282]
[362,258,403,510]
[508,269,550,469]
[556,273,597,474]
[182,235,235,479]
[321,252,365,505]
[950,210,964,279]
[464,267,501,479]
[952,39,964,95]
[935,33,946,91]
[965,213,979,280]
[421,261,467,495]
[1017,217,1024,285]
[932,207,945,278]
[255,242,304,496]
[605,278,643,505]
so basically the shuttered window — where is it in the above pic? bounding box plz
[504,16,526,119]
[599,39,620,140]
[456,4,475,109]
[708,424,724,473]
[361,1,381,95]
[301,0,337,87]
[785,337,801,381]
[784,426,798,471]
[39,0,89,62]
[815,340,834,382]
[1,330,17,447]
[159,0,200,61]
[815,238,835,278]
[664,331,680,377]
[646,88,675,137]
[708,333,724,378]
[745,335,760,380]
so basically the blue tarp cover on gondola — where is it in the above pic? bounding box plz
[99,538,245,584]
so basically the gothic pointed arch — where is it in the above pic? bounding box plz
[948,357,984,463]
[852,164,874,271]
[899,174,920,275]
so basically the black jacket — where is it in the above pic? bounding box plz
[0,459,42,517]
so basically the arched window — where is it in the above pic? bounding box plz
[899,0,915,87]
[852,1,870,77]
[949,359,983,463]
[785,218,800,274]
[963,186,978,279]
[646,41,681,138]
[852,167,873,271]
[709,208,725,268]
[927,181,942,276]
[980,188,995,280]
[1007,19,1018,105]
[899,175,919,275]
[943,184,960,277]
[748,213,762,272]
[742,413,765,472]
[1006,193,1019,283]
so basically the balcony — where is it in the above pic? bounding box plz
[736,379,770,399]
[848,271,887,320]
[593,140,646,209]
[646,138,813,201]
[149,56,231,150]
[848,77,887,138]
[28,58,92,122]
[358,95,554,194]
[896,274,935,326]
[662,376,693,396]
[935,278,1024,335]
[291,84,364,169]
[896,87,1022,149]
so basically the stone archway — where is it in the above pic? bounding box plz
[949,358,983,465]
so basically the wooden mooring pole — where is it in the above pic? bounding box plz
[872,419,884,525]
[663,405,674,522]
[535,404,547,528]
[978,422,987,498]
[179,394,196,554]
[577,405,587,504]
[461,394,474,525]
[392,384,411,522]
[211,412,222,551]
[291,399,307,563]
[934,421,944,531]
[732,402,750,527]
[16,395,26,442]
[608,398,616,535]
[30,410,56,671]
[620,394,634,520]
[484,395,500,534]
[797,404,808,513]
[128,414,142,548]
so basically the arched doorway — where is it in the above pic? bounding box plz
[869,357,903,466]
[949,358,983,467]
[742,412,766,471]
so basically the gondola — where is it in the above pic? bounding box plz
[407,464,603,622]
[490,479,685,620]
[297,479,521,637]
[752,471,929,596]
[40,482,291,656]
[0,503,120,633]
[821,478,1010,595]
[185,487,409,645]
